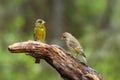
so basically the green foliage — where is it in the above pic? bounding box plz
[0,0,120,80]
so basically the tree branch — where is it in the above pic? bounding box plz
[8,41,103,80]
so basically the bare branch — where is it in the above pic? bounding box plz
[8,41,103,80]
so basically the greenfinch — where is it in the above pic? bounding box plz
[61,32,87,62]
[33,19,46,63]
[34,19,46,41]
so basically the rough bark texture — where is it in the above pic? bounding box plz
[8,41,103,80]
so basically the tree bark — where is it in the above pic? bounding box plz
[8,41,103,80]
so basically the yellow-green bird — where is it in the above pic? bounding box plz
[33,19,46,63]
[61,32,87,63]
[34,19,46,41]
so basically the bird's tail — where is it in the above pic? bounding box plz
[82,56,87,64]
[81,51,88,64]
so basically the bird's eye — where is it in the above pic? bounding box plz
[38,20,42,23]
[63,36,66,38]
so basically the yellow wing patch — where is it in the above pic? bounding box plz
[74,48,80,54]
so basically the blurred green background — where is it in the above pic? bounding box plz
[0,0,120,80]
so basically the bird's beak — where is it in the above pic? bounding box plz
[42,20,46,24]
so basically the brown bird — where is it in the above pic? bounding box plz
[61,32,87,63]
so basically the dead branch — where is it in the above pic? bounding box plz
[8,41,103,80]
